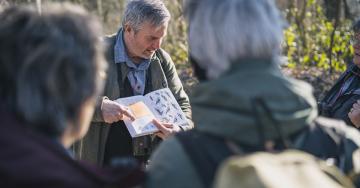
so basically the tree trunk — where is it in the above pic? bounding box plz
[97,0,103,21]
[36,0,41,14]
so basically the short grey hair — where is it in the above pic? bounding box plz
[184,0,285,79]
[122,0,171,31]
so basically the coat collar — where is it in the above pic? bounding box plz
[191,58,317,146]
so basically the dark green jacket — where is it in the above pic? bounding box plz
[73,34,192,165]
[146,59,321,188]
[319,63,360,127]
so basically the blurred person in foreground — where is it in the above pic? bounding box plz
[74,0,193,167]
[146,0,360,188]
[320,19,360,129]
[0,4,143,187]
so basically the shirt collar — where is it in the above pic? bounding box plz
[114,29,129,64]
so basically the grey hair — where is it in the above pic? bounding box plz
[184,0,285,79]
[122,0,170,31]
[0,4,106,137]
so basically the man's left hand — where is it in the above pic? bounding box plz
[349,100,360,128]
[152,119,181,139]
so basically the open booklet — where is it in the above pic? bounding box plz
[115,88,189,137]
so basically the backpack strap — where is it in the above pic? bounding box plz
[251,97,292,150]
[176,131,233,188]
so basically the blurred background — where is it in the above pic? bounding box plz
[2,0,360,99]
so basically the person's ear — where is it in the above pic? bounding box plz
[124,23,132,34]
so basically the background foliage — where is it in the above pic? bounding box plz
[283,0,353,72]
[280,0,359,99]
[1,0,360,98]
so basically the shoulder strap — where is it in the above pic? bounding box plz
[176,131,233,188]
[251,97,291,149]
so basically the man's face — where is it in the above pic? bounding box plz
[124,21,168,62]
[352,32,360,67]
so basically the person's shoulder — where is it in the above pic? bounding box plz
[149,135,195,171]
[341,62,358,75]
[103,33,117,45]
[347,62,356,69]
[146,136,202,188]
[156,48,172,63]
[101,33,117,62]
[149,136,182,163]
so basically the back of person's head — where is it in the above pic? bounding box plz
[122,0,171,32]
[184,0,285,79]
[0,4,106,142]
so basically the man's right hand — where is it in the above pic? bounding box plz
[101,98,135,124]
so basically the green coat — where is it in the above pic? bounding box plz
[146,59,318,188]
[73,34,193,165]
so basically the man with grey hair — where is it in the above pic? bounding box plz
[146,0,360,187]
[74,0,193,166]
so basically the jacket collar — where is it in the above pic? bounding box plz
[191,58,317,146]
[226,58,279,75]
